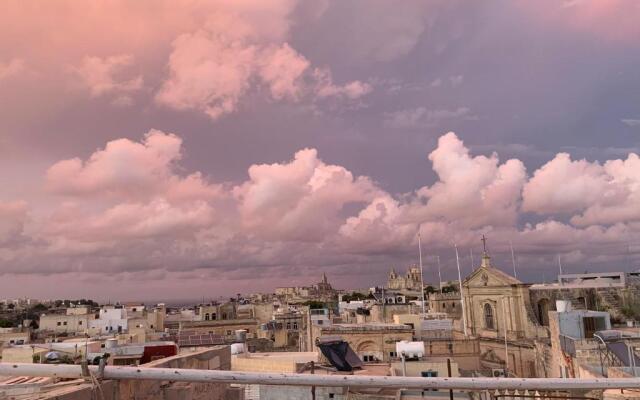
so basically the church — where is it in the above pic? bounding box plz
[387,265,423,293]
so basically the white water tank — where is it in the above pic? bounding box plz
[556,300,571,312]
[396,341,425,358]
[230,343,245,355]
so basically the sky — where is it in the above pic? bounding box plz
[1,0,640,301]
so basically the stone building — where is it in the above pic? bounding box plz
[317,323,413,362]
[275,273,337,302]
[461,252,548,378]
[529,271,640,323]
[428,291,462,318]
[387,266,423,293]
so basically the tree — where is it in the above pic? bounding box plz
[31,303,48,312]
[0,319,14,328]
[7,303,15,310]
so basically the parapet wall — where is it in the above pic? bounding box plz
[32,346,237,400]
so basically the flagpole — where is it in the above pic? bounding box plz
[437,256,443,294]
[455,244,468,337]
[418,229,426,316]
[509,241,517,279]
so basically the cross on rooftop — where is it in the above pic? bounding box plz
[481,235,488,254]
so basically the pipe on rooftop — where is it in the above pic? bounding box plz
[1,363,640,390]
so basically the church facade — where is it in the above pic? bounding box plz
[461,252,549,378]
[387,266,423,293]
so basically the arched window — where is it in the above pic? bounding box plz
[537,299,549,326]
[205,313,210,321]
[484,303,495,330]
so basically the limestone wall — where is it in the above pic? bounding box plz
[30,346,235,400]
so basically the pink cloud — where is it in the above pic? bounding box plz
[3,130,640,292]
[155,2,371,119]
[410,132,526,228]
[0,58,25,80]
[45,129,222,203]
[523,152,640,226]
[75,54,142,103]
[234,148,380,241]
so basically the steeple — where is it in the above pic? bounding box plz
[322,272,328,284]
[480,234,492,268]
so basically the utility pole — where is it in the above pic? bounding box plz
[437,256,443,294]
[557,255,563,279]
[503,297,509,376]
[509,241,517,279]
[470,248,474,271]
[455,244,468,337]
[418,229,426,316]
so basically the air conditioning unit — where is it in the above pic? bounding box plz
[492,368,506,377]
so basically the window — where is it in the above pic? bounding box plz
[484,303,495,330]
[222,312,227,320]
[286,322,291,330]
[57,322,62,326]
[212,313,217,320]
[389,351,397,358]
[63,321,67,326]
[293,322,298,330]
[79,321,83,325]
[451,302,456,309]
[226,330,232,335]
[316,320,323,325]
[205,313,210,321]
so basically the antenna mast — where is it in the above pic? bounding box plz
[455,244,468,337]
[509,241,517,278]
[418,229,426,316]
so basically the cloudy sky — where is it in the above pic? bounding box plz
[1,0,640,301]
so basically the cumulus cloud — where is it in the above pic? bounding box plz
[523,152,640,226]
[234,148,380,241]
[155,2,371,119]
[622,119,640,127]
[75,54,143,105]
[45,129,222,202]
[4,130,640,294]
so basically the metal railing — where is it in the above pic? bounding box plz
[1,363,640,390]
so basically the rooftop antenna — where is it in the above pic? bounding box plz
[455,244,468,337]
[557,255,563,276]
[509,241,517,279]
[418,228,426,316]
[470,248,474,271]
[436,255,443,294]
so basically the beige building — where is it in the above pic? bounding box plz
[0,328,30,346]
[387,266,423,293]
[461,252,548,378]
[38,311,95,335]
[318,323,413,362]
[179,319,258,338]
